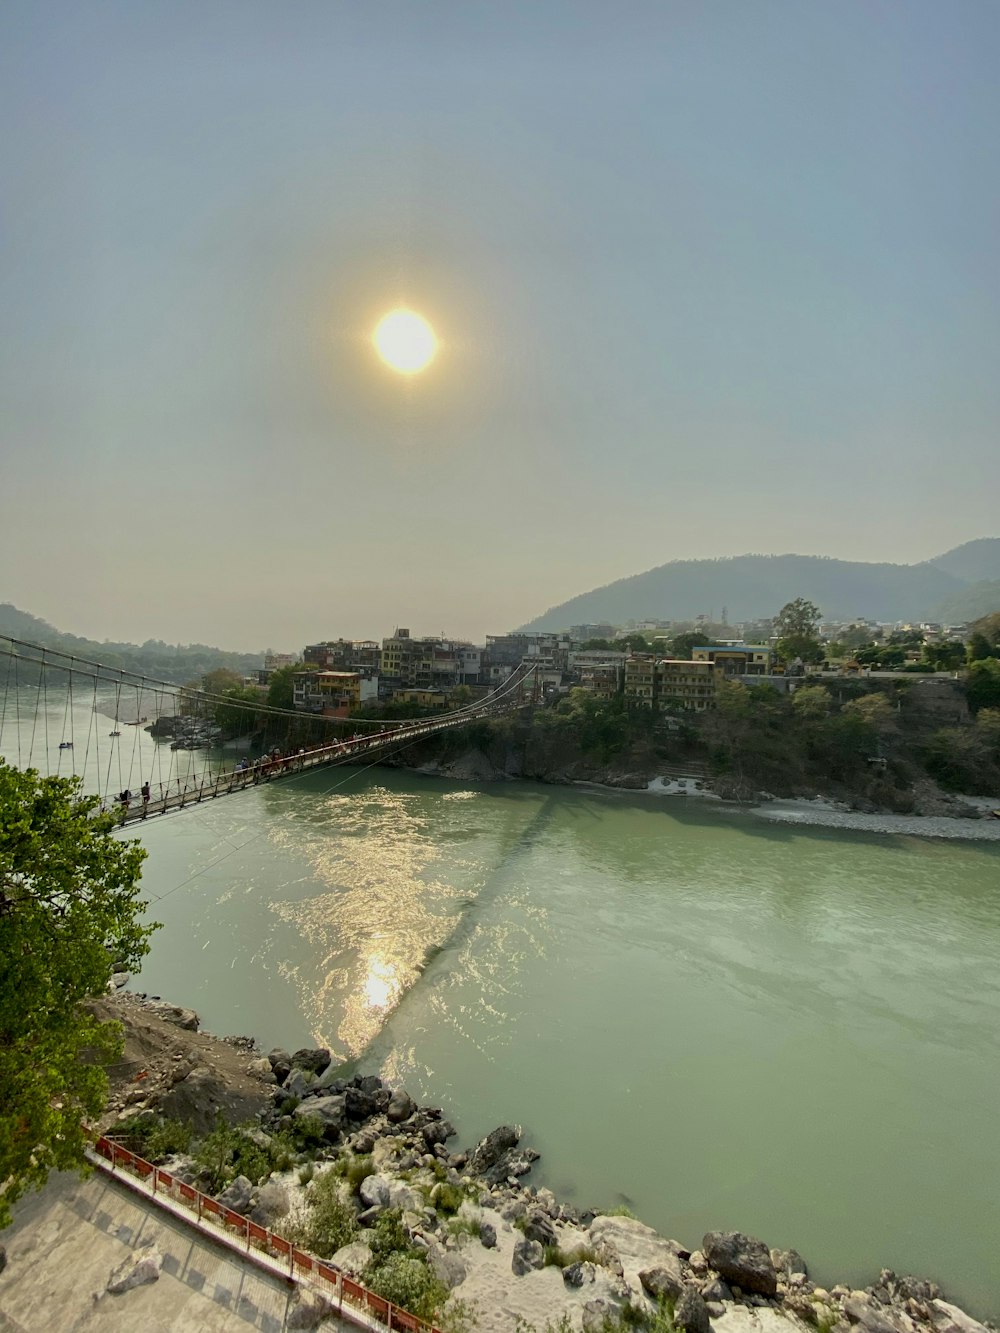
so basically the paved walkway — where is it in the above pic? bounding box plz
[0,1170,315,1332]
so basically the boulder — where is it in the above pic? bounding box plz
[387,1088,416,1123]
[247,1057,276,1083]
[284,1069,317,1100]
[345,1086,379,1121]
[701,1278,733,1303]
[426,1240,467,1289]
[294,1094,345,1137]
[640,1261,686,1302]
[357,1074,383,1094]
[267,1047,292,1079]
[523,1209,558,1247]
[332,1241,373,1274]
[771,1249,808,1279]
[387,1181,424,1213]
[291,1047,332,1075]
[421,1119,456,1150]
[703,1230,778,1297]
[107,1246,162,1294]
[590,1216,688,1292]
[512,1237,546,1276]
[930,1302,991,1333]
[467,1124,521,1175]
[564,1262,597,1288]
[675,1287,711,1333]
[158,1065,270,1136]
[250,1181,289,1227]
[145,1003,199,1031]
[479,1221,497,1249]
[217,1175,253,1215]
[359,1174,392,1210]
[583,1300,621,1333]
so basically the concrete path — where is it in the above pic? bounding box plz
[0,1169,314,1331]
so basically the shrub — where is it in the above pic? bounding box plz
[301,1167,358,1258]
[298,1160,316,1186]
[363,1251,450,1323]
[346,1153,374,1195]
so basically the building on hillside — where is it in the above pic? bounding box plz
[292,670,377,716]
[580,663,621,700]
[690,644,773,676]
[393,688,449,710]
[623,655,657,708]
[624,656,718,711]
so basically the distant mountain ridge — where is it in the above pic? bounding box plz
[519,540,1000,631]
[0,603,265,684]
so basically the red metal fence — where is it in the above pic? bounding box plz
[92,1135,442,1333]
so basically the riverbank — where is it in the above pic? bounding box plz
[410,748,1000,842]
[70,992,998,1333]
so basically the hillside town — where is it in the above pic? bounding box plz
[264,611,986,719]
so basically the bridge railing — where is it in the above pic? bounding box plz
[92,1135,442,1333]
[115,692,526,825]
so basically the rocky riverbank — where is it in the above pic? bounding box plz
[88,993,996,1333]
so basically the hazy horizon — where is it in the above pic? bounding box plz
[3,2,999,648]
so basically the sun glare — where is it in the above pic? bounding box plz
[373,308,437,375]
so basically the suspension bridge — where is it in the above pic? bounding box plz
[0,635,537,826]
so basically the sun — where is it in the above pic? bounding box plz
[372,308,437,375]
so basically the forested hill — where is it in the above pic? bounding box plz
[519,540,1000,630]
[0,603,265,683]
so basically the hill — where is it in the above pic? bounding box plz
[924,538,1000,584]
[0,603,265,684]
[930,579,1000,625]
[519,542,1000,631]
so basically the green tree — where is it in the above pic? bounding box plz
[922,641,966,672]
[668,631,711,660]
[0,762,154,1227]
[966,659,1000,713]
[214,684,265,734]
[266,662,300,710]
[967,632,998,662]
[773,598,823,664]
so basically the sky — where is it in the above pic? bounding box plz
[2,1,999,651]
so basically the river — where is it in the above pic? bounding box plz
[2,691,999,1316]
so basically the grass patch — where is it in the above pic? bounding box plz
[605,1204,637,1219]
[542,1243,601,1268]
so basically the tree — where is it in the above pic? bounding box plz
[668,631,711,660]
[922,641,966,672]
[773,598,823,664]
[966,659,1000,713]
[266,662,300,710]
[0,762,154,1226]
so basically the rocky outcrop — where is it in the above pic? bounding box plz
[703,1230,779,1296]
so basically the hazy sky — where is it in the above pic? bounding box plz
[2,2,999,650]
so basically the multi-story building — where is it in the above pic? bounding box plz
[656,659,718,710]
[624,655,657,708]
[580,663,621,700]
[624,657,718,711]
[292,670,377,717]
[690,644,773,676]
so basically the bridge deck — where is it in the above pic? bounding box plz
[114,709,498,826]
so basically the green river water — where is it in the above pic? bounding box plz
[2,692,999,1316]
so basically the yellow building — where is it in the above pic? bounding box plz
[656,659,718,710]
[624,655,657,707]
[316,671,362,717]
[691,644,773,676]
